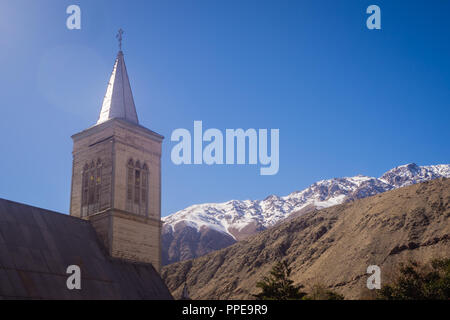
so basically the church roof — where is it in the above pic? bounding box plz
[97,51,139,125]
[0,198,173,300]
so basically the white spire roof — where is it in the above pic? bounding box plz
[97,51,139,125]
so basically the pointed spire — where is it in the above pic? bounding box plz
[97,49,139,125]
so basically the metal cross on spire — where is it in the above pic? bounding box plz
[116,28,124,51]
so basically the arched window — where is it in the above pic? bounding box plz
[81,159,102,217]
[134,161,141,204]
[126,158,149,216]
[127,159,134,202]
[82,164,89,208]
[141,164,148,209]
[95,159,102,204]
[88,161,95,205]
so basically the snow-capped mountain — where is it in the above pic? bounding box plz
[162,163,449,265]
[380,163,450,187]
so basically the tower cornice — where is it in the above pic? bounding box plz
[72,118,164,143]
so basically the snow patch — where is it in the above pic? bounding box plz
[163,164,449,239]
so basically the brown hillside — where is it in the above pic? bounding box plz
[161,178,450,299]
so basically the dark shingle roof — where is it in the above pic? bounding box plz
[0,198,173,300]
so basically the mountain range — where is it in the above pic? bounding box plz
[161,177,450,299]
[162,163,450,265]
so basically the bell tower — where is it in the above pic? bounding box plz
[69,34,164,272]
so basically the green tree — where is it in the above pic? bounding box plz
[254,261,307,300]
[378,258,450,300]
[305,284,345,300]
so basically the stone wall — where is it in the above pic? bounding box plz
[111,121,162,220]
[70,123,115,218]
[111,211,162,272]
[70,119,163,271]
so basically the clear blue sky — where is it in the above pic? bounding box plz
[0,0,448,217]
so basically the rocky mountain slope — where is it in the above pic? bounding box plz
[162,163,450,265]
[161,178,450,299]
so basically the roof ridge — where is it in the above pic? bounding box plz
[0,197,90,224]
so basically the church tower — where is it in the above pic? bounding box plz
[69,35,164,272]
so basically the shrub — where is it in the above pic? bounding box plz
[378,258,450,300]
[305,284,345,300]
[254,261,344,300]
[254,261,307,300]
